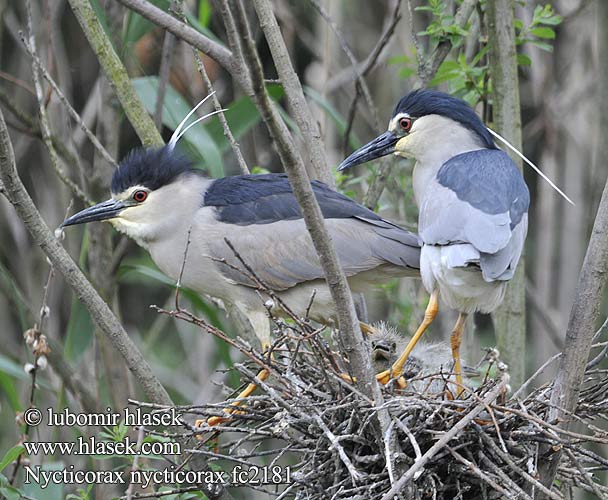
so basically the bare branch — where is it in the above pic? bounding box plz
[67,0,163,146]
[536,5,608,488]
[114,0,243,90]
[154,15,176,129]
[24,2,92,205]
[363,0,478,208]
[253,0,331,184]
[487,0,525,390]
[379,374,510,499]
[0,103,234,500]
[227,0,383,411]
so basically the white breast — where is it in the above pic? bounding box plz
[420,245,506,314]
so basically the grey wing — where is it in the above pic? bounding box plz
[419,149,529,281]
[206,218,420,291]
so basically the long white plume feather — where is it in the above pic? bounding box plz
[487,127,575,206]
[168,91,216,150]
[174,109,228,144]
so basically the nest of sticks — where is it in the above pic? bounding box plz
[143,302,608,500]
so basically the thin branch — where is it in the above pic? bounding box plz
[67,0,163,146]
[154,15,176,129]
[227,0,381,412]
[253,0,331,184]
[420,0,478,85]
[0,87,80,171]
[115,0,244,90]
[23,2,92,205]
[192,51,249,174]
[537,3,608,482]
[0,111,169,406]
[364,0,479,208]
[0,104,234,500]
[379,374,509,499]
[21,37,117,169]
[309,0,381,131]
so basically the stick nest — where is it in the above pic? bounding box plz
[143,310,608,500]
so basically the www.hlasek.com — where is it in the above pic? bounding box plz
[21,406,291,489]
[22,406,183,457]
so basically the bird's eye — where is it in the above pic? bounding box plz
[132,190,148,203]
[399,117,413,131]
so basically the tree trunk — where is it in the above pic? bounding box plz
[537,1,608,495]
[486,0,526,389]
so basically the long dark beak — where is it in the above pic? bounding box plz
[61,199,126,227]
[337,131,399,171]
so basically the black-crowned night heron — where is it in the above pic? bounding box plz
[339,89,530,395]
[61,98,421,421]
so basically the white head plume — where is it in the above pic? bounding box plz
[167,91,227,150]
[487,127,574,206]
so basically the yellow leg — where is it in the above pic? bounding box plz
[450,312,467,397]
[376,289,439,384]
[199,341,272,429]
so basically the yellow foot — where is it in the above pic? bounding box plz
[200,368,269,430]
[375,370,407,388]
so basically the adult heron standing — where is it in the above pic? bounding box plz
[339,89,530,393]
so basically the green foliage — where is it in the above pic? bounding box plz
[0,473,22,500]
[430,49,489,104]
[65,484,93,500]
[403,1,562,104]
[515,4,562,59]
[416,0,469,47]
[0,446,24,473]
[99,421,130,443]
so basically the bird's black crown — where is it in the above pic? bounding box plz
[111,145,194,194]
[394,89,496,149]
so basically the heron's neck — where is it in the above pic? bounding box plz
[410,128,487,207]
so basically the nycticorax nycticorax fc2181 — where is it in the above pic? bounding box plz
[339,89,530,394]
[61,102,421,421]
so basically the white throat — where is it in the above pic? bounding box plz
[401,115,489,207]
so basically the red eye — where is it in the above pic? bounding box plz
[132,190,148,202]
[399,117,412,131]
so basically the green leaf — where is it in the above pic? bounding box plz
[517,53,532,67]
[0,261,29,330]
[0,372,21,411]
[64,297,94,364]
[0,353,52,393]
[0,484,22,500]
[198,0,211,27]
[529,39,554,52]
[123,0,170,46]
[132,77,224,177]
[0,446,24,473]
[398,67,416,79]
[204,95,264,154]
[538,15,562,26]
[530,27,555,39]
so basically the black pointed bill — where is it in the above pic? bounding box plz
[61,199,126,227]
[337,131,399,171]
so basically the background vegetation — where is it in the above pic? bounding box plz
[0,0,605,498]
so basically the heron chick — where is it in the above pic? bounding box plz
[370,322,477,394]
[339,89,529,394]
